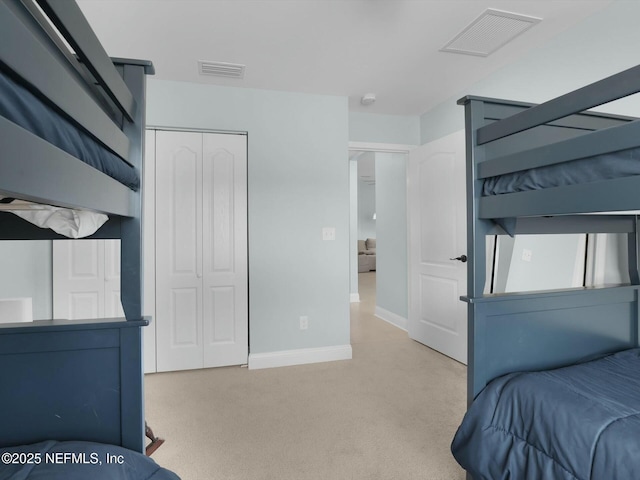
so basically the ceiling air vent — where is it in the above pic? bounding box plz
[198,60,245,79]
[440,9,542,57]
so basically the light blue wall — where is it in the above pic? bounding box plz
[501,235,584,293]
[147,79,350,354]
[350,112,420,145]
[420,0,640,144]
[375,153,408,319]
[0,241,52,320]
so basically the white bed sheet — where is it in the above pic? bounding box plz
[0,198,108,238]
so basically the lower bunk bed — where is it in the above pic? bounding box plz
[452,64,640,479]
[453,347,640,479]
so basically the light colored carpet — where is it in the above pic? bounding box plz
[145,272,467,479]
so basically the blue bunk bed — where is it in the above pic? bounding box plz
[451,65,640,480]
[0,1,177,478]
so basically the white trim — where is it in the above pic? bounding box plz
[248,345,352,370]
[375,306,408,332]
[349,141,415,154]
[350,293,360,303]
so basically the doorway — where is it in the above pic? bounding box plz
[349,143,410,333]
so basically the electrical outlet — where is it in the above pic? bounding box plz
[322,227,336,241]
[522,248,533,262]
[299,316,309,330]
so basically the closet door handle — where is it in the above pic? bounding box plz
[450,255,467,263]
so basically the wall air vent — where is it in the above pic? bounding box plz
[198,60,245,79]
[440,9,542,57]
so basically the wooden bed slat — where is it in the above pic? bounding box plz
[508,215,637,235]
[476,64,640,145]
[0,116,132,216]
[35,0,137,122]
[0,0,131,162]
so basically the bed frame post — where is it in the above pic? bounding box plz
[459,97,495,405]
[119,62,146,321]
[116,61,147,453]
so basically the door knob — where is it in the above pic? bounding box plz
[450,255,467,263]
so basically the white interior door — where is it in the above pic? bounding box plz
[155,130,248,372]
[408,130,467,364]
[53,239,123,319]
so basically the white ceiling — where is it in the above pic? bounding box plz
[77,0,613,116]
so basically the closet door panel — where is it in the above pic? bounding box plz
[202,133,248,368]
[53,240,104,320]
[156,131,204,372]
[208,147,234,273]
[205,286,235,342]
[171,287,200,345]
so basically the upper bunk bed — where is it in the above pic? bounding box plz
[0,0,157,457]
[453,65,640,479]
[0,0,154,320]
[460,64,640,220]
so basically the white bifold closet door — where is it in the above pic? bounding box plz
[53,239,124,319]
[155,130,248,372]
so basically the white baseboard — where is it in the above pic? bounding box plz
[248,344,352,370]
[375,306,408,331]
[350,293,360,303]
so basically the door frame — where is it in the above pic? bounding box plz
[347,141,413,318]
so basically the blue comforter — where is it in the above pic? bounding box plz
[0,441,180,480]
[482,150,640,197]
[451,348,640,480]
[0,69,140,191]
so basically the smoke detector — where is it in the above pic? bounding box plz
[361,93,376,106]
[441,9,542,57]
